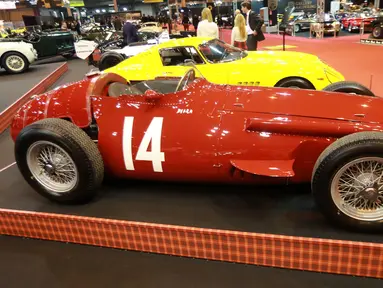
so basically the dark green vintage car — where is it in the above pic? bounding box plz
[23,30,76,59]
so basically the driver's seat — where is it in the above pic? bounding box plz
[108,82,144,97]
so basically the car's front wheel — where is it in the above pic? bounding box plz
[312,132,383,232]
[15,118,104,204]
[275,77,315,89]
[1,51,29,74]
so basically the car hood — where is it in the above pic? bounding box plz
[237,51,322,66]
[225,85,383,124]
[0,39,33,49]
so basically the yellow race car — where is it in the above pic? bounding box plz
[105,37,344,90]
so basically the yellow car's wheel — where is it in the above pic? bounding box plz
[275,77,315,90]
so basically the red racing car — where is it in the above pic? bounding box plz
[9,68,383,232]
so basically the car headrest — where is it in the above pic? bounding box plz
[86,73,127,97]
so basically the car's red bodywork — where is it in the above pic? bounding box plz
[342,16,376,31]
[10,74,383,186]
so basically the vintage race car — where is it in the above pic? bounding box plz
[104,37,346,91]
[8,66,382,232]
[0,39,37,73]
[83,31,162,69]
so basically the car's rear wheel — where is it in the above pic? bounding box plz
[372,25,383,39]
[322,81,375,96]
[294,24,301,33]
[62,52,75,59]
[275,77,315,90]
[312,132,383,232]
[1,51,29,74]
[15,118,104,204]
[99,52,126,71]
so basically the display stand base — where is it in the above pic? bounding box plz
[360,38,383,45]
[360,35,383,45]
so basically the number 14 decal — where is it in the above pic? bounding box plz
[123,116,165,172]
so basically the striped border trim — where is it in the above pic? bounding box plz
[0,62,68,134]
[0,208,382,278]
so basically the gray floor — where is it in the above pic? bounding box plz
[0,62,61,112]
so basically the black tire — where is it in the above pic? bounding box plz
[1,51,29,74]
[372,25,383,39]
[275,77,315,90]
[312,132,383,232]
[335,31,340,36]
[15,118,104,204]
[98,52,125,71]
[62,52,75,59]
[322,81,375,96]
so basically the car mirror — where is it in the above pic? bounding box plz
[144,89,163,101]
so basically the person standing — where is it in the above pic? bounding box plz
[75,20,81,35]
[113,16,122,31]
[197,8,219,38]
[182,13,190,31]
[231,14,247,49]
[123,14,139,47]
[192,14,199,32]
[241,1,265,51]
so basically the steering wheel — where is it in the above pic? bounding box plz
[175,69,196,92]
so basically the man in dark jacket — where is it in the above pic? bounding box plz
[241,1,265,51]
[122,14,139,47]
[113,16,122,31]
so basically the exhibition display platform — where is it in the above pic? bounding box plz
[1,37,383,286]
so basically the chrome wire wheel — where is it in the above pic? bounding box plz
[6,54,25,72]
[331,157,383,222]
[26,141,78,193]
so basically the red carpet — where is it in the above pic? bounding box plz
[220,29,383,96]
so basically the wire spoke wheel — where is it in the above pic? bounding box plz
[331,157,383,221]
[6,55,25,72]
[27,141,78,193]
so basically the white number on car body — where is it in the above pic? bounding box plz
[123,116,165,172]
